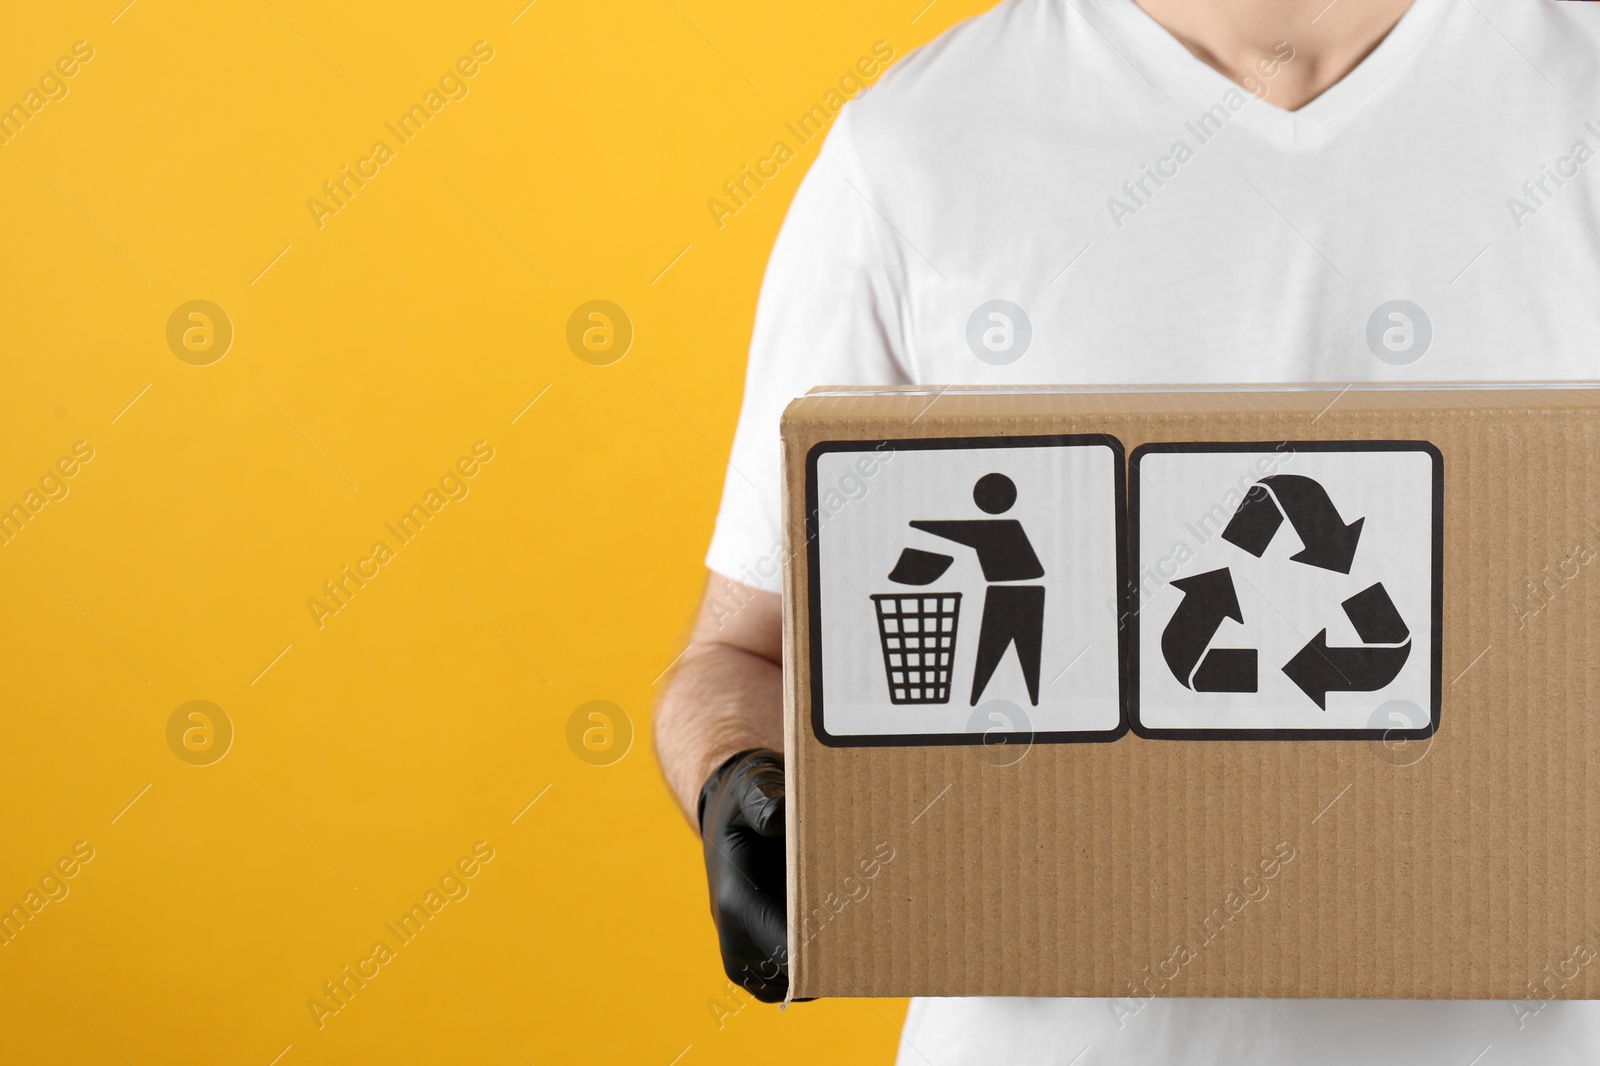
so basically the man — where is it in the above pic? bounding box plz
[656,0,1600,1061]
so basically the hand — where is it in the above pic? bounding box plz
[698,748,789,1002]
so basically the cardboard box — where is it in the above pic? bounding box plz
[780,384,1600,1001]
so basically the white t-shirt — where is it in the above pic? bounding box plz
[706,0,1600,1061]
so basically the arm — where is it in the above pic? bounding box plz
[656,576,792,1001]
[661,100,906,1002]
[671,107,904,808]
[655,576,784,818]
[908,520,1045,582]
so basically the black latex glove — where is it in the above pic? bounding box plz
[698,748,789,1002]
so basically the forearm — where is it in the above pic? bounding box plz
[656,646,783,818]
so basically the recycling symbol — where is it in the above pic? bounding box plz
[1160,475,1411,709]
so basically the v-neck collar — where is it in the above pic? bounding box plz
[1080,0,1451,147]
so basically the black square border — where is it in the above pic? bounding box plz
[805,433,1130,748]
[1127,440,1444,742]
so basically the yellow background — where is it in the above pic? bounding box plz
[0,0,993,1062]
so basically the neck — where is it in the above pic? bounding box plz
[1133,0,1417,111]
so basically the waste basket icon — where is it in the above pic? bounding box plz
[870,592,962,705]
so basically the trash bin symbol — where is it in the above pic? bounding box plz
[871,593,962,705]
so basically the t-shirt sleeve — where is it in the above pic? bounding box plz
[704,104,912,592]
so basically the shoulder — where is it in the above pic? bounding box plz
[1439,0,1600,132]
[1511,0,1600,40]
[1465,0,1600,75]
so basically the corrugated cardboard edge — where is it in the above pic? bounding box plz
[779,426,804,1004]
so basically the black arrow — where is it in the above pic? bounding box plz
[1341,581,1409,644]
[1282,631,1410,709]
[1162,568,1255,691]
[1261,475,1365,573]
[1221,475,1364,574]
[1283,582,1412,708]
[1221,484,1283,557]
[1192,648,1258,693]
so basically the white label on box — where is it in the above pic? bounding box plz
[808,435,1126,744]
[1132,442,1441,738]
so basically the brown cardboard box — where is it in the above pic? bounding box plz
[780,384,1600,1001]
